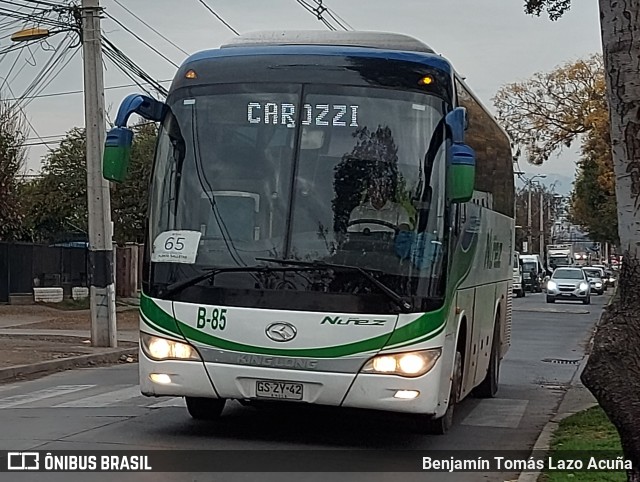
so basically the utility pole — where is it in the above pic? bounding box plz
[82,0,117,347]
[539,189,544,258]
[527,187,532,253]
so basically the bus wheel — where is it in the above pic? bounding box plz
[186,397,226,420]
[422,350,462,435]
[474,321,500,398]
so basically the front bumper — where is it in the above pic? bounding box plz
[589,283,603,292]
[547,287,589,299]
[139,349,443,415]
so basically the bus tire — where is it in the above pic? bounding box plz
[186,397,226,420]
[474,320,500,398]
[421,350,462,435]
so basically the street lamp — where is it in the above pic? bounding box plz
[11,0,117,348]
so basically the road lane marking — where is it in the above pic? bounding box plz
[53,386,142,407]
[461,398,528,428]
[147,397,184,408]
[0,385,95,408]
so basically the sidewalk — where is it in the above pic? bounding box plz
[0,303,140,382]
[517,295,607,482]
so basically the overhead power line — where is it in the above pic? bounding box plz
[3,79,173,102]
[104,11,179,68]
[295,0,352,31]
[102,35,169,97]
[109,0,189,56]
[196,0,239,36]
[18,0,66,7]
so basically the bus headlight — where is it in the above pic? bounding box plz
[362,349,441,377]
[141,333,201,361]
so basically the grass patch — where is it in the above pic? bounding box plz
[539,406,625,482]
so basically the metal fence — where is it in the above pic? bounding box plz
[0,242,144,303]
[0,242,89,303]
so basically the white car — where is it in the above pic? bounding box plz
[546,267,591,304]
[582,267,605,295]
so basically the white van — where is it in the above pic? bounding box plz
[513,251,524,297]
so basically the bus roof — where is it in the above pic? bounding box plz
[221,30,436,54]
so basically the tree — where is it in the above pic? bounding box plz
[21,128,88,242]
[494,55,618,244]
[0,97,27,240]
[20,123,157,244]
[523,1,640,479]
[568,113,618,245]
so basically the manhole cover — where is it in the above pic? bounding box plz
[541,358,581,365]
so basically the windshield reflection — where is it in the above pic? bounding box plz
[148,84,448,308]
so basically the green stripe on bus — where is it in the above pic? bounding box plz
[176,321,391,358]
[140,293,181,337]
[140,312,183,340]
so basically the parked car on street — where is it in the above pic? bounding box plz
[546,267,591,304]
[513,251,525,298]
[603,269,616,289]
[582,267,605,295]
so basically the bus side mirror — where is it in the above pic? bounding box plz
[448,143,476,203]
[103,127,133,183]
[445,107,468,144]
[103,93,166,183]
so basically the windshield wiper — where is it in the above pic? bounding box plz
[160,265,275,298]
[256,257,413,313]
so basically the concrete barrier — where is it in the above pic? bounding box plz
[72,287,89,300]
[33,287,64,303]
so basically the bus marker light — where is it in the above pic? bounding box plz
[185,69,197,79]
[394,390,419,399]
[149,373,172,384]
[418,75,433,85]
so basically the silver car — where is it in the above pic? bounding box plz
[582,267,605,295]
[546,267,591,304]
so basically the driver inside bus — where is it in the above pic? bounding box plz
[347,176,412,234]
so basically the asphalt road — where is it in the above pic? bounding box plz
[0,291,608,482]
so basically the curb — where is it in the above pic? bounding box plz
[0,348,138,382]
[517,323,598,482]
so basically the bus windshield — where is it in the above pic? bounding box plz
[149,83,448,306]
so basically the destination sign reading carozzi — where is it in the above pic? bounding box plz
[247,102,359,127]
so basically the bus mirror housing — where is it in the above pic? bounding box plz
[103,127,133,183]
[102,93,166,183]
[445,107,475,203]
[448,143,476,203]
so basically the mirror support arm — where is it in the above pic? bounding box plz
[114,93,166,127]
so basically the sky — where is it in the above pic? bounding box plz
[1,0,603,194]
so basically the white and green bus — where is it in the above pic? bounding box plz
[104,31,515,434]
